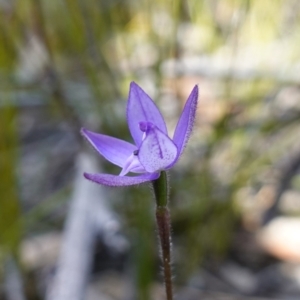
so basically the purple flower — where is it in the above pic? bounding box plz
[81,82,198,187]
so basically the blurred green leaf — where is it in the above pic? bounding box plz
[0,102,22,262]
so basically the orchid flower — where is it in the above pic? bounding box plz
[81,82,198,187]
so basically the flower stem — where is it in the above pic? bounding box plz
[152,171,173,300]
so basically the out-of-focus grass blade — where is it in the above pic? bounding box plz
[0,102,22,264]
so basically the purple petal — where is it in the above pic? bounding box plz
[81,128,136,168]
[138,123,178,173]
[84,172,160,186]
[127,82,167,147]
[173,85,199,158]
[119,153,145,176]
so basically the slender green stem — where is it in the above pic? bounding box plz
[152,171,173,300]
[152,171,169,207]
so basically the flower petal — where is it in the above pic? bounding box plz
[81,128,136,168]
[138,123,177,173]
[119,153,145,176]
[84,172,160,186]
[173,85,199,158]
[127,82,167,147]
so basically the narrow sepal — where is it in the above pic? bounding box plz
[84,172,160,186]
[127,82,167,147]
[173,85,198,158]
[81,128,136,168]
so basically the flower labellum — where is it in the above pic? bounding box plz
[81,82,199,186]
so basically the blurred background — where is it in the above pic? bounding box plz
[1,0,300,299]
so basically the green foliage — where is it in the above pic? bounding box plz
[114,186,156,299]
[0,103,22,264]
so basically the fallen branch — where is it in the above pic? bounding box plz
[46,152,126,300]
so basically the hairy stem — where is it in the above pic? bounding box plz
[156,206,173,300]
[152,171,173,300]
